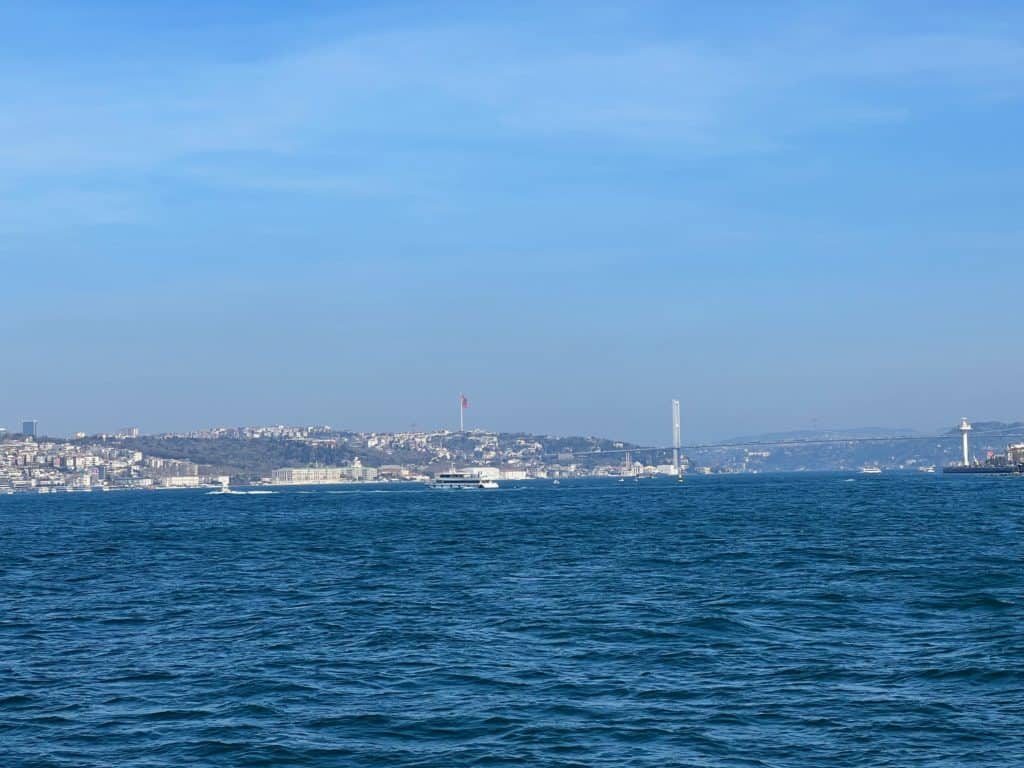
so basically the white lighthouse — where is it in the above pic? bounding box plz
[958,418,973,466]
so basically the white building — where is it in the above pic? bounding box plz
[271,462,378,485]
[271,467,346,484]
[160,475,200,488]
[462,466,501,481]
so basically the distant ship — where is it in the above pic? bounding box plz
[859,466,882,475]
[428,472,499,490]
[918,465,936,473]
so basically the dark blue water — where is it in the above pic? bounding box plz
[2,475,1022,767]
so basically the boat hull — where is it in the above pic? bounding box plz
[428,482,499,490]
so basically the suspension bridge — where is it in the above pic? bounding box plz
[564,404,1024,474]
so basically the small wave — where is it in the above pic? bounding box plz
[221,702,281,717]
[307,713,394,729]
[684,615,755,634]
[99,615,148,625]
[913,593,1015,611]
[206,490,277,495]
[915,666,1018,682]
[104,670,178,683]
[30,714,75,725]
[0,694,34,707]
[325,489,424,494]
[134,708,213,721]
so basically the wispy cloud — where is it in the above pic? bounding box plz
[0,8,1022,229]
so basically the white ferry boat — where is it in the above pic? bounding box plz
[428,472,499,490]
[859,466,883,475]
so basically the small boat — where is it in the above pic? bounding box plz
[428,472,499,490]
[552,479,560,485]
[859,466,882,475]
[918,466,936,473]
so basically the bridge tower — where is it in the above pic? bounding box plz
[672,399,682,481]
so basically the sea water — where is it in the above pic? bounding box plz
[2,475,1022,766]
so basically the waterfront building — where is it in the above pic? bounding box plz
[270,463,378,485]
[272,467,346,484]
[377,465,413,479]
[159,476,200,488]
[354,465,378,482]
[146,457,199,476]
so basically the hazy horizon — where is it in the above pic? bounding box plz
[8,415,1021,450]
[3,2,1022,445]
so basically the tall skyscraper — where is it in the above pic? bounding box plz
[22,420,38,438]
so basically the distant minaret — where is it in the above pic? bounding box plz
[672,399,682,481]
[958,418,973,466]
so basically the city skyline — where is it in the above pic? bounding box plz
[6,415,1020,495]
[3,2,1023,444]
[3,409,1021,447]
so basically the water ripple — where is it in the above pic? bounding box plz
[2,475,1023,766]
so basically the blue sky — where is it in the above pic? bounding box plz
[2,1,1022,443]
